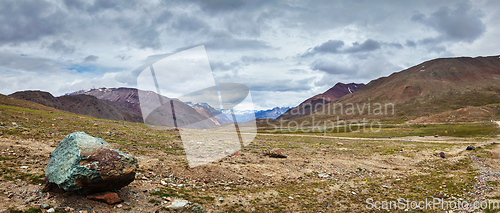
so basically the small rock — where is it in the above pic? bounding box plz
[439,152,446,158]
[318,174,330,178]
[116,204,123,208]
[466,145,475,150]
[47,208,55,213]
[41,204,50,209]
[20,166,29,169]
[264,148,287,158]
[167,199,189,210]
[218,197,224,202]
[87,191,123,205]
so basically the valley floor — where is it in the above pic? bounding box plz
[2,132,500,212]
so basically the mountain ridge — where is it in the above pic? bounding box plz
[277,82,364,120]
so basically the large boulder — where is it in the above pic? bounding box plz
[46,132,138,194]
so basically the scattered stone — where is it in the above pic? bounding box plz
[318,174,330,178]
[86,191,123,205]
[466,146,475,150]
[264,148,287,158]
[218,197,224,202]
[167,199,189,210]
[45,132,138,194]
[41,204,50,209]
[46,208,55,213]
[439,152,446,158]
[20,166,29,169]
[116,204,123,208]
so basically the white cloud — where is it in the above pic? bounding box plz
[0,0,498,109]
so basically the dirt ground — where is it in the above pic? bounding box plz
[1,133,500,212]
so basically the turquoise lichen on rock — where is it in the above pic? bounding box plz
[46,132,138,194]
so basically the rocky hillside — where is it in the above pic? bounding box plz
[300,55,500,123]
[277,83,364,120]
[9,91,143,122]
[9,89,221,129]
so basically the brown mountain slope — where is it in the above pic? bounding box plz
[278,83,364,120]
[0,93,68,113]
[69,87,220,129]
[299,55,500,123]
[9,91,67,111]
[9,91,143,122]
[57,94,143,122]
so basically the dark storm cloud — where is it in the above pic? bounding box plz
[186,0,269,14]
[0,0,66,45]
[63,0,139,13]
[412,2,486,43]
[179,38,271,51]
[46,40,76,54]
[303,39,385,57]
[405,40,417,48]
[129,23,162,49]
[384,42,404,49]
[310,60,358,75]
[303,40,345,57]
[83,55,99,63]
[171,15,208,32]
[343,39,381,53]
[0,52,62,73]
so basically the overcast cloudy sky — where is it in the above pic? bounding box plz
[0,0,499,109]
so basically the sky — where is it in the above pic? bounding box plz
[0,0,499,110]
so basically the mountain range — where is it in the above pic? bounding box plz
[290,55,500,124]
[6,55,500,127]
[9,87,293,128]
